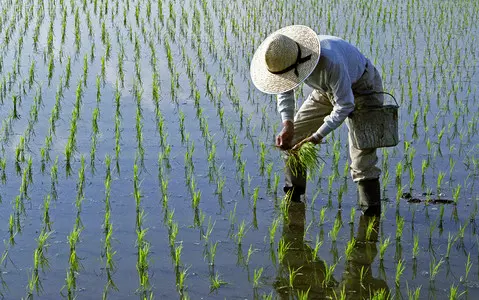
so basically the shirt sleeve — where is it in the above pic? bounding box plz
[277,89,295,123]
[316,61,355,138]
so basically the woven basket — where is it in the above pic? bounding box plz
[347,104,399,150]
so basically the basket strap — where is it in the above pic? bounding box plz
[354,91,399,107]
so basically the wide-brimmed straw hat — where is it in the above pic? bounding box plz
[250,25,320,94]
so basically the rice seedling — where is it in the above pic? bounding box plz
[448,284,465,300]
[245,244,257,266]
[349,207,356,224]
[406,284,421,300]
[445,232,456,259]
[174,243,183,268]
[395,215,405,241]
[268,217,280,245]
[253,267,263,288]
[280,196,291,223]
[296,287,311,300]
[277,237,292,264]
[63,227,82,299]
[235,220,247,245]
[436,171,447,196]
[207,241,218,267]
[210,272,228,292]
[288,265,303,288]
[175,266,189,297]
[429,257,444,281]
[452,184,461,204]
[412,233,419,259]
[460,253,472,283]
[328,216,342,242]
[395,259,405,286]
[322,260,337,288]
[285,142,321,177]
[332,285,347,300]
[345,237,356,260]
[457,221,468,241]
[379,236,391,261]
[319,206,327,226]
[365,216,378,241]
[252,186,259,211]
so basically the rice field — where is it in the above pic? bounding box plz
[0,0,478,299]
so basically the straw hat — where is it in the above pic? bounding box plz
[250,25,320,94]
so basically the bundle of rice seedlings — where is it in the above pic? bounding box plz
[285,142,321,177]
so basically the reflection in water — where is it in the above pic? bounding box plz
[274,202,389,299]
[339,214,390,299]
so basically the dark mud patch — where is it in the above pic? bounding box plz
[401,193,455,205]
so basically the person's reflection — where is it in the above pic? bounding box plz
[273,203,389,299]
[273,202,337,299]
[338,210,390,299]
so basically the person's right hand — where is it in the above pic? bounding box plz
[276,121,294,150]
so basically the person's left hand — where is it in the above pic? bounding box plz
[292,134,322,151]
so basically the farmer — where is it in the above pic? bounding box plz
[250,25,384,213]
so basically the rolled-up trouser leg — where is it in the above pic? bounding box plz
[349,60,384,212]
[283,90,333,195]
[349,60,384,183]
[348,137,381,182]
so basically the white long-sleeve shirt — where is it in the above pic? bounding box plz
[277,35,368,138]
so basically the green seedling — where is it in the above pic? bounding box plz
[412,234,419,259]
[319,206,327,225]
[379,236,390,261]
[311,235,323,261]
[235,220,247,245]
[345,237,356,260]
[395,259,405,286]
[328,216,342,242]
[246,244,257,265]
[429,257,444,281]
[395,215,405,240]
[322,261,337,287]
[288,265,303,288]
[208,241,218,266]
[286,143,321,177]
[253,267,263,288]
[296,287,311,300]
[406,284,421,300]
[209,272,228,292]
[268,217,280,245]
[460,253,472,283]
[277,237,292,263]
[366,216,377,240]
[174,243,183,268]
[349,207,356,224]
[448,284,465,300]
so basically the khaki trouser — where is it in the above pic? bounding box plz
[285,60,384,192]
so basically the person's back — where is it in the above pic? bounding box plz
[308,35,368,88]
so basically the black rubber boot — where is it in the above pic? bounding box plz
[284,164,307,202]
[357,179,381,216]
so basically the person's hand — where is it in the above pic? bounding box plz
[292,134,322,151]
[276,121,294,150]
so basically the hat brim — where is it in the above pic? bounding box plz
[250,25,320,95]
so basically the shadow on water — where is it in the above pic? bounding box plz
[274,202,389,299]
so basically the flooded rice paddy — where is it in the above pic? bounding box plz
[0,0,478,299]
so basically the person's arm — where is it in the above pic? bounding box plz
[276,90,295,149]
[315,61,355,139]
[277,89,295,123]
